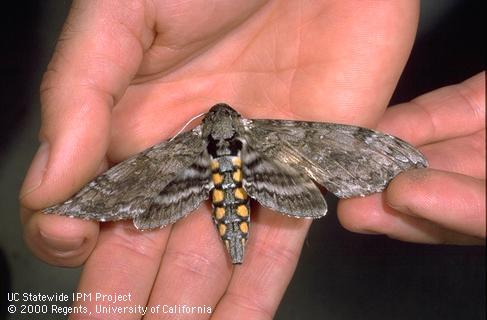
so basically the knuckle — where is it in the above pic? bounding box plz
[250,235,301,268]
[223,290,274,320]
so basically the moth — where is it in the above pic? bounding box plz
[43,103,428,264]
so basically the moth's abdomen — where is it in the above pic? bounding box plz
[210,155,250,264]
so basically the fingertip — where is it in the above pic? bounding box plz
[23,211,99,267]
[385,168,431,215]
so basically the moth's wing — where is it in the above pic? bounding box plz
[134,154,211,230]
[245,119,428,198]
[242,144,327,219]
[43,126,206,222]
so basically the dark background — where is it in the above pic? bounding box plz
[0,1,484,320]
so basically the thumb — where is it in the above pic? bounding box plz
[386,168,486,239]
[19,0,152,266]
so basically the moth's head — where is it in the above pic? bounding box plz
[203,103,242,139]
[206,103,240,118]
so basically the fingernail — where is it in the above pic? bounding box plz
[20,142,50,198]
[39,230,85,252]
[360,229,382,235]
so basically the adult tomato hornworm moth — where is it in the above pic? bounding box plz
[43,103,428,264]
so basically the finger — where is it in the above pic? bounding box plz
[377,72,485,145]
[420,130,485,179]
[338,194,484,245]
[71,221,170,320]
[386,169,486,239]
[20,0,154,265]
[212,207,311,320]
[144,206,231,320]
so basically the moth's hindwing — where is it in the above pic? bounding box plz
[43,126,206,223]
[242,144,327,218]
[244,119,428,199]
[134,152,211,230]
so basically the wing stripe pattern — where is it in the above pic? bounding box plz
[134,153,211,230]
[242,145,327,219]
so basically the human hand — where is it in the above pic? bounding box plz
[20,1,419,318]
[339,72,485,245]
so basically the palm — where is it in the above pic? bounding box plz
[110,1,416,162]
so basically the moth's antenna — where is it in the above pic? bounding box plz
[169,111,206,141]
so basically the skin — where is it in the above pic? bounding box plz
[19,1,483,319]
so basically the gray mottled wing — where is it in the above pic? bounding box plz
[244,119,428,198]
[242,144,327,218]
[43,126,206,222]
[134,154,211,230]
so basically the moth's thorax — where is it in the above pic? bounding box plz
[202,103,244,141]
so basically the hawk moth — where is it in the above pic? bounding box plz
[43,103,428,264]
